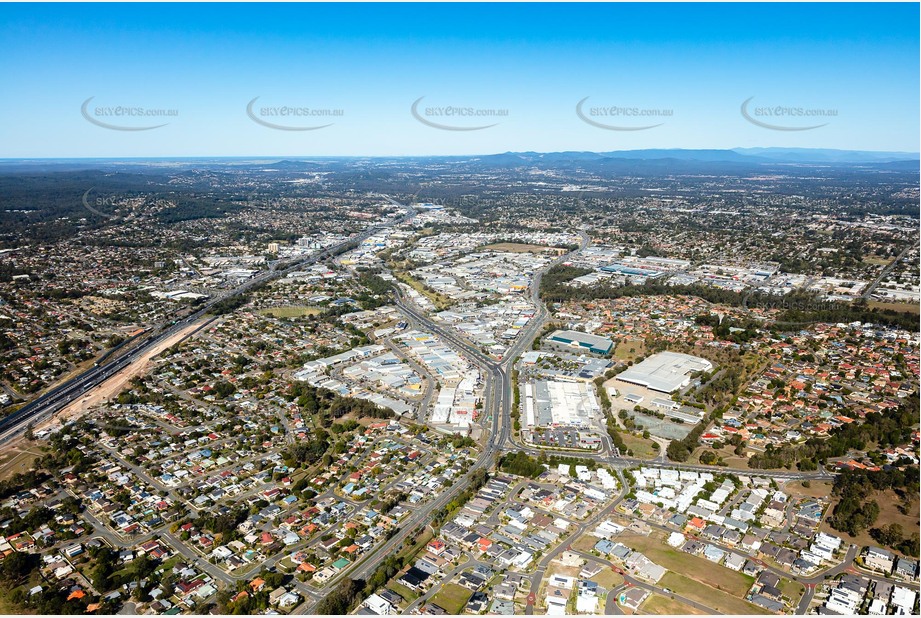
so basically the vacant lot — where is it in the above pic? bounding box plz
[783,479,834,500]
[0,595,33,614]
[547,563,582,579]
[430,583,472,614]
[614,338,646,361]
[592,567,624,590]
[572,534,599,553]
[0,447,42,482]
[480,242,556,253]
[780,578,806,604]
[618,531,754,597]
[620,432,658,459]
[819,488,920,556]
[868,300,920,315]
[641,593,707,615]
[259,305,323,318]
[658,572,769,615]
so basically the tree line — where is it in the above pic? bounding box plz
[539,266,919,332]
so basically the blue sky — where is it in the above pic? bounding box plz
[1,3,918,157]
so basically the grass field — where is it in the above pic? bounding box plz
[480,242,558,253]
[430,583,472,614]
[783,480,834,500]
[820,488,920,555]
[779,578,806,603]
[640,593,707,615]
[0,595,31,615]
[0,447,42,482]
[618,532,754,597]
[592,568,624,590]
[259,305,323,318]
[614,338,646,362]
[620,433,658,459]
[868,300,920,315]
[658,572,769,615]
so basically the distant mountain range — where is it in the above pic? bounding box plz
[0,148,917,174]
[480,148,919,164]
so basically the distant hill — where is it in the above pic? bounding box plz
[0,148,916,173]
[600,149,758,162]
[732,148,918,163]
[480,148,918,165]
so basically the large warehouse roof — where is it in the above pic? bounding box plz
[547,330,613,354]
[616,351,713,393]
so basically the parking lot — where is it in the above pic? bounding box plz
[525,426,596,449]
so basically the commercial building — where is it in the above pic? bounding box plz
[616,351,713,394]
[546,330,613,355]
[522,380,600,428]
[600,263,666,280]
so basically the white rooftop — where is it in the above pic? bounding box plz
[616,351,713,393]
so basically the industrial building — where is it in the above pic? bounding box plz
[430,374,479,429]
[599,263,666,280]
[545,330,613,355]
[616,351,713,394]
[522,380,600,428]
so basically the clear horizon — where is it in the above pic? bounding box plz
[1,3,918,157]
